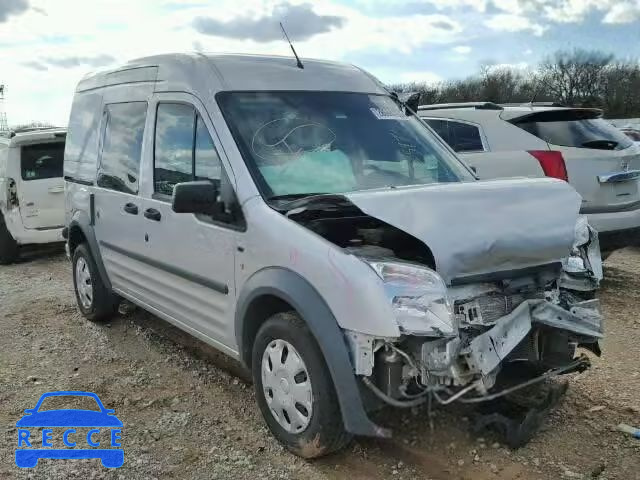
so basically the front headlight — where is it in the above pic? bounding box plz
[573,215,590,248]
[367,261,456,337]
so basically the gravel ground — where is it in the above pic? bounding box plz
[1,247,639,479]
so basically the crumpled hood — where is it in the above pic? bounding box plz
[345,178,582,284]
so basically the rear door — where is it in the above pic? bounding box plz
[512,109,640,213]
[18,141,65,229]
[93,101,150,295]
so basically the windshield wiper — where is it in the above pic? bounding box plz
[268,192,353,214]
[268,192,328,201]
[581,139,619,150]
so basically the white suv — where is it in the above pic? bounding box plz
[0,127,66,263]
[418,103,640,254]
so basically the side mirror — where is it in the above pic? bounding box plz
[23,409,35,415]
[172,181,220,216]
[398,92,421,115]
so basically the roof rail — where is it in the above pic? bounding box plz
[417,102,503,111]
[500,102,567,107]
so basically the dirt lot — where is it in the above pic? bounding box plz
[1,247,639,479]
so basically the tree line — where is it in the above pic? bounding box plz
[389,49,640,118]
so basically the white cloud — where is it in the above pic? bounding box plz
[484,14,547,36]
[0,0,635,126]
[603,2,640,24]
[0,0,467,125]
[485,0,640,25]
[452,45,471,54]
[541,0,601,23]
[423,0,488,11]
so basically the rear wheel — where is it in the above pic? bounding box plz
[252,312,351,458]
[0,214,19,265]
[72,243,118,322]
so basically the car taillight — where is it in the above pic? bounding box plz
[528,150,568,182]
[7,178,18,207]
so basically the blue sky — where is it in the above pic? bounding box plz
[0,0,639,125]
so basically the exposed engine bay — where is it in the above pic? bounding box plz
[281,190,603,411]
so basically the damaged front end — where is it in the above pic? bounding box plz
[345,216,602,415]
[280,178,603,443]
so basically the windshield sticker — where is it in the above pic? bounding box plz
[370,106,408,120]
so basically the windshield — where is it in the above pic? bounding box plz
[217,92,472,200]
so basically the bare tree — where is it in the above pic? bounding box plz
[539,49,614,106]
[388,48,640,118]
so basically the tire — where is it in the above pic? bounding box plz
[0,214,19,265]
[72,243,118,322]
[252,311,352,458]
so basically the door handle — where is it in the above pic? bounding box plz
[123,203,139,215]
[48,186,64,194]
[144,208,161,221]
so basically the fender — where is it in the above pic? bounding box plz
[235,267,390,438]
[68,210,112,291]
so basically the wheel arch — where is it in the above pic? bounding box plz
[68,212,111,290]
[235,267,390,438]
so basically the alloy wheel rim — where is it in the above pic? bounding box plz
[75,257,93,309]
[261,339,313,433]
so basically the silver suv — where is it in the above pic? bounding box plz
[418,102,640,254]
[64,55,603,457]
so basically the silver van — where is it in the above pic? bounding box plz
[64,53,604,457]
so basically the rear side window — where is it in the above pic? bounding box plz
[515,112,633,151]
[423,119,484,153]
[153,103,224,196]
[21,143,64,180]
[425,119,450,145]
[97,102,147,194]
[449,121,484,152]
[622,129,640,141]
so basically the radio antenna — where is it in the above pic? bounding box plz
[279,22,304,69]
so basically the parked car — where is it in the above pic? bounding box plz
[64,54,603,458]
[417,102,640,255]
[0,127,66,264]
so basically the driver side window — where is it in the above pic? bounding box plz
[153,102,242,227]
[154,103,225,194]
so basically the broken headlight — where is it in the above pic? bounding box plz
[368,261,456,337]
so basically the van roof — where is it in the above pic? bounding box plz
[76,53,388,95]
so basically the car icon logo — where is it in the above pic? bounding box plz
[15,391,124,468]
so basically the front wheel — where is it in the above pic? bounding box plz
[72,243,118,322]
[252,312,351,458]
